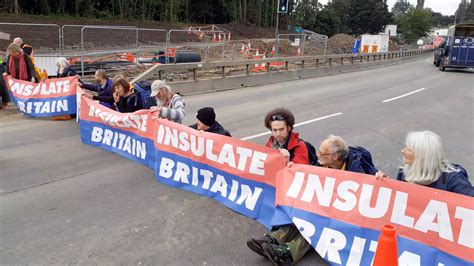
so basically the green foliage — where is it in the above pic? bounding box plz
[398,7,432,42]
[347,0,391,34]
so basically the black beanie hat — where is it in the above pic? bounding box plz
[196,107,216,127]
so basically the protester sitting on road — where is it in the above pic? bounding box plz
[315,135,378,174]
[150,80,185,123]
[5,43,35,82]
[56,57,76,78]
[376,130,474,196]
[247,108,310,265]
[78,69,114,109]
[189,107,231,136]
[111,78,142,113]
[247,132,378,265]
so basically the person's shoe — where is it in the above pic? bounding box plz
[262,243,293,266]
[246,234,278,257]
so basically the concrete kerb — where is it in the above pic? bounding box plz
[166,52,432,95]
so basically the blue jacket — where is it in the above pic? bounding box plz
[397,165,474,196]
[81,78,114,109]
[57,66,76,78]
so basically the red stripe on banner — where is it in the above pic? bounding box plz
[6,75,78,99]
[151,117,286,187]
[275,165,474,263]
[79,95,153,139]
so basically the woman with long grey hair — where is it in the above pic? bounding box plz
[376,130,473,196]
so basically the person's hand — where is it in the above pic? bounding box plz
[375,171,387,180]
[82,93,93,99]
[150,106,162,113]
[286,161,294,168]
[113,91,120,103]
[279,148,290,163]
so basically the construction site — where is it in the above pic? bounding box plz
[0,15,413,83]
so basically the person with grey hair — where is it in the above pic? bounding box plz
[150,80,185,123]
[316,135,378,174]
[376,131,473,196]
[56,57,76,78]
[13,37,34,60]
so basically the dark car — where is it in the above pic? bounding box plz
[433,41,446,67]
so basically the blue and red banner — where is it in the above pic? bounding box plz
[5,75,78,117]
[18,78,474,265]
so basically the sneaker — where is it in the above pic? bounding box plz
[262,243,293,266]
[246,234,278,257]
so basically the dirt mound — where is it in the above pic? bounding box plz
[327,34,355,54]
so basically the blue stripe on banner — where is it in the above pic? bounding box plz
[10,95,77,117]
[277,206,471,266]
[154,150,276,228]
[80,120,155,169]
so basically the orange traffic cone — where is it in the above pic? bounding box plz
[218,33,222,42]
[248,42,251,49]
[199,32,204,40]
[241,43,245,52]
[297,47,302,56]
[212,33,217,42]
[255,49,260,57]
[271,45,276,56]
[373,224,398,266]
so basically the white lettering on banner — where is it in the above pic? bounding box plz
[286,172,473,248]
[156,124,268,176]
[88,105,147,133]
[91,126,146,160]
[17,99,68,114]
[293,217,432,265]
[158,157,263,211]
[8,79,70,96]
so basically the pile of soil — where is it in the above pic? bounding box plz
[327,34,355,54]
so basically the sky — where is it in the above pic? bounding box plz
[317,0,461,16]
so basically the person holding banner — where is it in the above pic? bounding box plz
[56,57,76,78]
[150,80,185,123]
[79,69,114,109]
[5,43,35,82]
[112,78,142,113]
[0,52,13,109]
[189,107,231,136]
[247,108,311,265]
[316,135,378,175]
[376,130,474,196]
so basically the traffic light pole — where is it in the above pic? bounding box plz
[275,12,279,57]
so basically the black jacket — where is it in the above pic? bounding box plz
[190,121,231,137]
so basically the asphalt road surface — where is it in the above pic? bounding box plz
[1,57,473,265]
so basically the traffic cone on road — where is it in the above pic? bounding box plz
[212,33,217,42]
[373,224,398,266]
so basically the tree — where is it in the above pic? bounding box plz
[347,0,391,34]
[399,7,432,42]
[392,0,411,17]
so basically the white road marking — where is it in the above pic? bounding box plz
[241,112,343,141]
[382,88,426,103]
